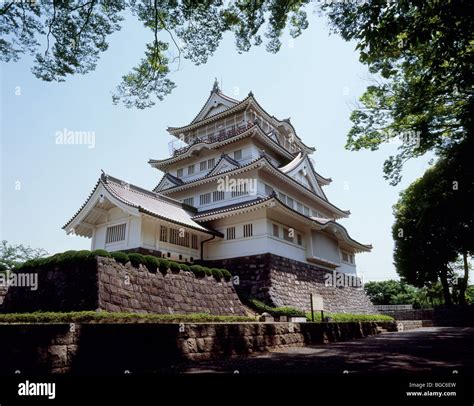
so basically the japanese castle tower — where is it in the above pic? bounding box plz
[64,80,374,312]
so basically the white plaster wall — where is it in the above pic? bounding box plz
[311,231,341,264]
[338,261,357,276]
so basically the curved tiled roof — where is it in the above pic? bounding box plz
[63,173,220,236]
[192,194,371,252]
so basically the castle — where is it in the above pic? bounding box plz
[63,80,374,313]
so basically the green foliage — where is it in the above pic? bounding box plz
[157,258,170,273]
[169,261,181,273]
[110,251,129,265]
[0,240,48,272]
[210,268,223,281]
[90,249,111,258]
[305,313,393,323]
[190,265,206,278]
[325,1,473,185]
[126,253,145,268]
[179,263,190,272]
[1,2,311,109]
[221,268,232,281]
[0,311,255,324]
[143,255,159,273]
[392,140,474,304]
[249,298,306,318]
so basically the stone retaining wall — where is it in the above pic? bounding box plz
[1,257,247,316]
[0,321,381,374]
[203,253,377,314]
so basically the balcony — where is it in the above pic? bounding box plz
[169,122,255,157]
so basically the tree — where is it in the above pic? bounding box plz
[392,137,474,304]
[1,0,311,109]
[0,240,48,272]
[325,0,473,184]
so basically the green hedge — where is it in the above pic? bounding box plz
[15,249,232,283]
[305,312,394,323]
[0,311,254,324]
[249,298,306,317]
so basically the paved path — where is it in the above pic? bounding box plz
[180,327,474,374]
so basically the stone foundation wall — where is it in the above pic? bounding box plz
[0,257,247,316]
[0,321,381,374]
[97,258,246,316]
[203,253,377,314]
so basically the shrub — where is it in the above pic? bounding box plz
[179,263,190,272]
[220,268,232,281]
[111,251,129,265]
[91,249,111,258]
[143,255,160,272]
[248,298,306,317]
[190,265,205,278]
[128,253,145,268]
[203,266,212,276]
[157,258,169,273]
[169,261,181,273]
[210,268,223,281]
[305,313,394,323]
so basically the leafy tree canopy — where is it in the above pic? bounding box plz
[0,240,48,272]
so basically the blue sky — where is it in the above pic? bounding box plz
[0,13,431,281]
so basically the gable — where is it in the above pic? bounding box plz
[283,155,326,198]
[207,155,240,176]
[192,92,239,124]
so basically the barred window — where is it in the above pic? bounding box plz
[200,161,207,171]
[208,158,215,168]
[183,197,194,206]
[264,184,273,196]
[226,227,235,240]
[304,206,310,216]
[272,224,279,237]
[160,226,168,242]
[279,192,287,204]
[106,223,126,244]
[191,234,198,249]
[200,193,211,205]
[287,197,294,209]
[231,183,248,197]
[297,202,303,213]
[170,228,180,245]
[243,223,253,238]
[177,168,183,178]
[187,165,195,175]
[213,190,225,201]
[234,149,242,160]
[342,251,349,262]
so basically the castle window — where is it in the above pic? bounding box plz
[234,149,242,160]
[160,226,168,242]
[304,206,310,216]
[279,192,287,204]
[199,193,211,205]
[105,223,126,244]
[243,223,253,238]
[187,165,194,175]
[297,202,303,213]
[200,161,207,171]
[272,224,279,237]
[283,228,293,242]
[341,251,355,264]
[208,158,215,168]
[213,190,224,201]
[176,168,183,178]
[191,234,198,249]
[226,227,235,240]
[183,197,194,206]
[231,183,248,197]
[265,184,273,196]
[297,234,303,246]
